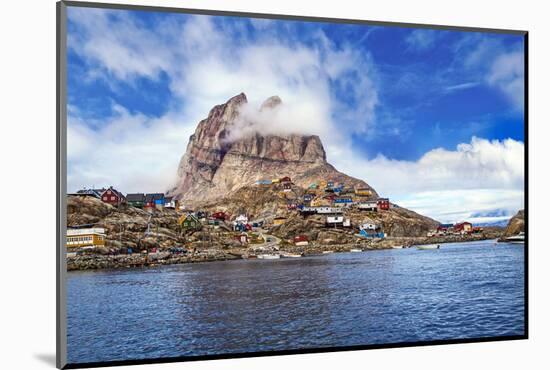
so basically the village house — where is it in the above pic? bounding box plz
[178,214,201,231]
[101,187,126,206]
[251,220,264,228]
[234,223,252,232]
[316,206,343,214]
[273,216,287,226]
[207,218,221,226]
[454,222,473,234]
[235,233,249,245]
[334,196,353,207]
[377,198,390,211]
[126,193,146,208]
[359,229,385,239]
[472,226,484,233]
[357,200,378,212]
[235,214,248,224]
[354,188,373,197]
[164,196,179,209]
[294,235,309,246]
[144,193,164,211]
[287,200,298,210]
[212,211,229,221]
[72,188,106,199]
[279,176,292,183]
[66,227,106,249]
[436,224,453,235]
[311,197,331,207]
[255,179,272,186]
[282,182,292,192]
[326,215,351,228]
[303,194,313,204]
[195,211,208,220]
[360,221,378,231]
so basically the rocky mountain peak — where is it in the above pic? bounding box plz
[260,95,282,111]
[168,93,376,205]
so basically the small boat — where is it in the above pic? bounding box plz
[350,248,363,252]
[257,254,281,259]
[416,244,440,250]
[322,250,334,254]
[392,245,404,249]
[505,232,525,244]
[281,252,303,258]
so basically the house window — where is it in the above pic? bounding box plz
[111,196,115,201]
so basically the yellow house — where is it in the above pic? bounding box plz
[355,188,373,196]
[273,217,286,226]
[67,228,106,248]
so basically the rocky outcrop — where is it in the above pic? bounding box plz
[502,210,525,238]
[168,93,376,206]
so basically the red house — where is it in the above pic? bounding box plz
[100,187,125,206]
[212,211,229,221]
[454,222,473,234]
[377,198,390,211]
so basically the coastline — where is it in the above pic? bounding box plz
[67,233,499,271]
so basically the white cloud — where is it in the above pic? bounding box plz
[68,8,176,81]
[67,105,194,193]
[487,50,525,110]
[459,36,524,111]
[445,82,479,92]
[406,29,439,51]
[395,189,524,224]
[67,10,379,192]
[327,137,524,223]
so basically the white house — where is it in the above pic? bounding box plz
[235,214,249,224]
[360,222,378,231]
[317,207,343,214]
[357,201,378,211]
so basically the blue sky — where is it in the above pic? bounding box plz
[66,6,525,224]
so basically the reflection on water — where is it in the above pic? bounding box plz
[67,240,524,363]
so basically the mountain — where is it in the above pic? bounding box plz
[501,210,525,238]
[168,93,377,205]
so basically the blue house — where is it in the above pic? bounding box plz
[334,196,353,205]
[359,230,385,238]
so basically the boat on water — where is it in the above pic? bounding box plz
[322,250,334,254]
[505,232,525,244]
[416,244,440,250]
[281,252,303,258]
[350,248,363,252]
[392,245,404,249]
[257,254,281,259]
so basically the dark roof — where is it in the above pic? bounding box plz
[145,193,165,202]
[126,193,145,202]
[76,188,105,198]
[164,196,173,202]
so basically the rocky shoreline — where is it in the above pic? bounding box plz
[67,234,499,271]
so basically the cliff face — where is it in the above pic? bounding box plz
[502,210,525,237]
[169,93,376,205]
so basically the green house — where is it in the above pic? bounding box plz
[126,193,145,208]
[178,214,201,230]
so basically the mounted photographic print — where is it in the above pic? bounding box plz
[56,1,527,368]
